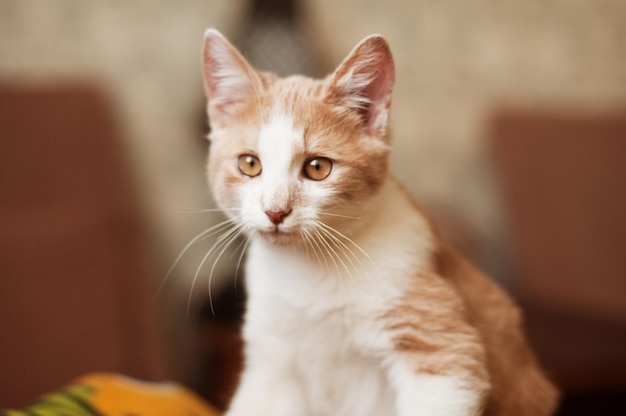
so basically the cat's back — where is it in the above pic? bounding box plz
[435,246,559,415]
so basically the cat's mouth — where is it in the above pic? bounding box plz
[257,226,298,245]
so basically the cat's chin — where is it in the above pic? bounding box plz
[255,229,300,247]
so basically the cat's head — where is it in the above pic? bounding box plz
[202,29,394,247]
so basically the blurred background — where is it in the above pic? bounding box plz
[1,0,625,413]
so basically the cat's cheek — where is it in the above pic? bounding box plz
[210,170,244,211]
[303,180,329,198]
[300,182,337,212]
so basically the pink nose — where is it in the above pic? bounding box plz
[265,209,292,225]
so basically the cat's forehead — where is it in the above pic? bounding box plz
[258,109,304,158]
[267,75,324,98]
[213,76,319,139]
[264,75,325,117]
[261,75,360,141]
[215,74,366,156]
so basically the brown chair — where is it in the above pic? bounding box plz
[0,85,165,407]
[489,109,626,395]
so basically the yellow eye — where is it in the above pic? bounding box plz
[238,154,262,177]
[304,157,333,181]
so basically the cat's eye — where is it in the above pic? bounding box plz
[238,154,262,177]
[304,157,333,181]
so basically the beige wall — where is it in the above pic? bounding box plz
[3,0,625,287]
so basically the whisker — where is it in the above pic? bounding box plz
[234,235,251,296]
[196,219,242,244]
[312,226,349,281]
[319,212,362,220]
[306,226,330,271]
[208,228,244,315]
[299,230,314,263]
[301,228,323,267]
[316,221,364,276]
[228,232,249,261]
[175,207,240,214]
[315,225,355,284]
[187,224,240,315]
[317,221,376,269]
[156,217,240,300]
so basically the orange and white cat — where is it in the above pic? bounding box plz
[201,28,558,416]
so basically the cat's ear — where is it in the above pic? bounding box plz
[202,28,260,128]
[326,35,395,137]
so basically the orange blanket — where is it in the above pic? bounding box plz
[1,373,220,416]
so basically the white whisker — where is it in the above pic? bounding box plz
[234,236,251,295]
[187,224,240,315]
[156,217,240,300]
[312,226,350,282]
[315,225,355,284]
[319,212,362,220]
[174,207,240,214]
[195,219,242,243]
[306,226,330,271]
[299,230,312,262]
[208,228,244,315]
[316,221,365,276]
[302,228,323,267]
[317,221,376,269]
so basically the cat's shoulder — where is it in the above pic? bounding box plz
[434,244,524,330]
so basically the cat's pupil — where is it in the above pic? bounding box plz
[238,154,262,177]
[304,157,332,181]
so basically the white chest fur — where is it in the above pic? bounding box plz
[233,178,434,416]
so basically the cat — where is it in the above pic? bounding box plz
[200,28,559,416]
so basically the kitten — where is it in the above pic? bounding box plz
[201,28,559,416]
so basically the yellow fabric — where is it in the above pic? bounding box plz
[1,373,220,416]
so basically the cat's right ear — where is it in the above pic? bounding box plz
[325,35,395,138]
[202,29,260,129]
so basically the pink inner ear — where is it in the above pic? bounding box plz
[203,30,257,125]
[359,55,394,135]
[327,36,395,136]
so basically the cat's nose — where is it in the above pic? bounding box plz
[265,209,292,225]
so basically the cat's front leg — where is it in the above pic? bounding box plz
[384,325,490,416]
[225,350,307,416]
[387,359,488,416]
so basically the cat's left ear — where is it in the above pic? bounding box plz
[202,28,261,129]
[325,35,395,137]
